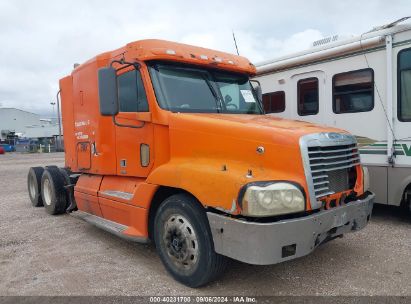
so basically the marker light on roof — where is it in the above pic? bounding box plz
[228,60,234,64]
[200,55,208,60]
[166,49,176,55]
[214,57,222,62]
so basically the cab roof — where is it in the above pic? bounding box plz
[74,39,256,75]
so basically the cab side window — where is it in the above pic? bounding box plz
[297,77,319,116]
[398,48,411,121]
[118,70,149,112]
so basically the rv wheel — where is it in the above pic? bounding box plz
[154,193,228,287]
[41,167,67,215]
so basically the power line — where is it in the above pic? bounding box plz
[360,33,396,139]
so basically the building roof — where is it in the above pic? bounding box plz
[0,107,40,116]
[255,19,411,71]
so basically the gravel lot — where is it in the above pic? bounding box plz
[0,152,410,296]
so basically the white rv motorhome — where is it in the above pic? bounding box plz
[254,18,411,211]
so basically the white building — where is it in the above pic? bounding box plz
[0,108,61,140]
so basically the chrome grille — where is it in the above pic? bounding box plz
[327,169,350,193]
[307,143,360,198]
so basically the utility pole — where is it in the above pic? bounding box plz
[56,91,62,152]
[50,101,57,151]
[50,102,56,122]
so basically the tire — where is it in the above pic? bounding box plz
[58,168,71,186]
[58,167,78,213]
[154,194,228,287]
[41,167,68,215]
[27,167,44,207]
[59,167,77,185]
[400,187,411,216]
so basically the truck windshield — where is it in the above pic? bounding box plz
[149,63,263,114]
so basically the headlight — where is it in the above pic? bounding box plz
[241,182,305,217]
[362,166,370,192]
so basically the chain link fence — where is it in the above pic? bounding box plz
[1,137,64,153]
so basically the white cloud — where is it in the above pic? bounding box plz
[0,0,409,114]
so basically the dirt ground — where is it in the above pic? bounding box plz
[0,152,410,296]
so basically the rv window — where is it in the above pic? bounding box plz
[262,91,285,113]
[333,69,373,114]
[118,70,149,112]
[297,78,319,116]
[398,48,411,121]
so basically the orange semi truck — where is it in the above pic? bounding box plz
[27,39,374,287]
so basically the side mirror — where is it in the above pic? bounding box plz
[250,80,262,102]
[98,67,119,116]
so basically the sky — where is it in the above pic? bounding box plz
[0,0,410,116]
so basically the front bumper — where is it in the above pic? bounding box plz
[207,192,374,265]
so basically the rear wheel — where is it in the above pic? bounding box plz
[154,194,228,287]
[41,167,67,215]
[27,167,44,207]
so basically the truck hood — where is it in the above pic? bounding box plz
[168,113,345,145]
[167,113,348,176]
[150,113,350,212]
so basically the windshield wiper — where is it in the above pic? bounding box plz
[200,74,223,113]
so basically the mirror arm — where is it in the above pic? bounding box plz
[110,59,141,71]
[250,79,264,114]
[107,59,145,128]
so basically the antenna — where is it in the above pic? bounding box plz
[232,31,240,55]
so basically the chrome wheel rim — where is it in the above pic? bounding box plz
[163,214,198,271]
[43,178,52,206]
[29,175,37,199]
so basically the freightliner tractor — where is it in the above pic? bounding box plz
[27,39,375,287]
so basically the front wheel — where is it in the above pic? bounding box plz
[154,194,228,287]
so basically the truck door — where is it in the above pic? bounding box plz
[291,71,326,125]
[114,68,154,177]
